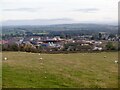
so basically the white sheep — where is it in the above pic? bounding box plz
[115,60,118,64]
[40,58,43,60]
[4,57,7,61]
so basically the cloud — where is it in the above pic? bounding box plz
[74,8,99,13]
[3,7,41,12]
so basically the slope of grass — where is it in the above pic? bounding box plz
[2,52,118,88]
[0,52,2,89]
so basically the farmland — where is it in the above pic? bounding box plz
[2,52,118,88]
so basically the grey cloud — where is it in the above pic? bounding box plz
[3,7,41,12]
[74,8,99,13]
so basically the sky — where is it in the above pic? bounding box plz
[1,0,119,25]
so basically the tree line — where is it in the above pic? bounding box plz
[1,41,119,53]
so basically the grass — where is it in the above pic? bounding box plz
[2,51,118,88]
[0,52,2,89]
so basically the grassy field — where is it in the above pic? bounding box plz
[2,52,118,88]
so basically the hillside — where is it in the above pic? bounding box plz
[2,52,118,88]
[2,23,118,35]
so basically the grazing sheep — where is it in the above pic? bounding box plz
[4,57,7,61]
[39,54,40,55]
[44,77,47,78]
[115,60,118,64]
[40,58,43,60]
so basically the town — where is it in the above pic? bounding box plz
[1,28,119,53]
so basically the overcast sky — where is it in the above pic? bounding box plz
[1,0,119,24]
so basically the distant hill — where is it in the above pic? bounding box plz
[2,23,118,35]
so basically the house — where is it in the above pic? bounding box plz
[0,40,8,44]
[93,47,103,51]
